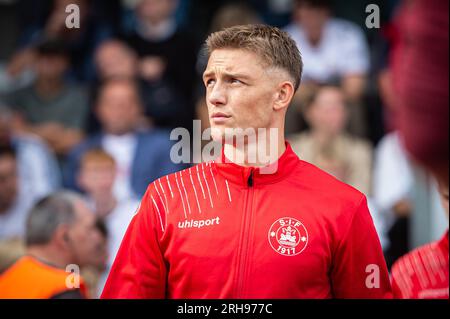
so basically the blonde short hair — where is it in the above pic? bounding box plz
[205,24,303,91]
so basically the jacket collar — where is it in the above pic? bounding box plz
[213,142,301,188]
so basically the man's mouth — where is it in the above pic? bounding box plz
[211,112,231,124]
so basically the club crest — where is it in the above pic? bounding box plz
[268,217,308,256]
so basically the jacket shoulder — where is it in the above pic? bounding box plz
[293,160,365,204]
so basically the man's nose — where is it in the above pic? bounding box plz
[208,83,227,106]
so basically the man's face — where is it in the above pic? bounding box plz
[96,83,141,135]
[35,54,68,80]
[78,161,116,197]
[67,201,103,267]
[95,42,137,80]
[203,49,279,142]
[0,155,18,214]
[307,87,347,136]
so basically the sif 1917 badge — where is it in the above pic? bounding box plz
[268,217,308,256]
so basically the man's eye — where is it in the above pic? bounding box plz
[230,78,242,84]
[206,79,215,87]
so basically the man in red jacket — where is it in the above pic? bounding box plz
[101,24,392,299]
[391,182,449,299]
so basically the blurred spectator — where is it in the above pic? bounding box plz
[64,77,183,200]
[77,149,139,296]
[372,131,414,266]
[122,0,199,131]
[285,0,369,136]
[390,181,449,299]
[286,0,369,98]
[0,104,60,199]
[289,85,372,195]
[92,39,187,131]
[0,106,60,266]
[0,144,42,241]
[0,146,25,239]
[88,39,139,133]
[0,191,103,298]
[2,39,89,157]
[6,0,113,83]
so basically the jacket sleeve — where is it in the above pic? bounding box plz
[330,195,393,298]
[101,187,167,299]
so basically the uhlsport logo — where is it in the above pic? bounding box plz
[268,217,308,256]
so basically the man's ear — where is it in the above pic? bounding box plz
[273,81,295,111]
[54,224,71,249]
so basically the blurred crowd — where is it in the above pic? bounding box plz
[0,0,448,298]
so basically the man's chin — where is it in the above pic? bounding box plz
[209,125,263,145]
[210,125,226,143]
[209,125,242,144]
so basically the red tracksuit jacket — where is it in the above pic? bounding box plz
[101,143,392,298]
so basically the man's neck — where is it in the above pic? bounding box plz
[27,245,70,270]
[223,132,286,167]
